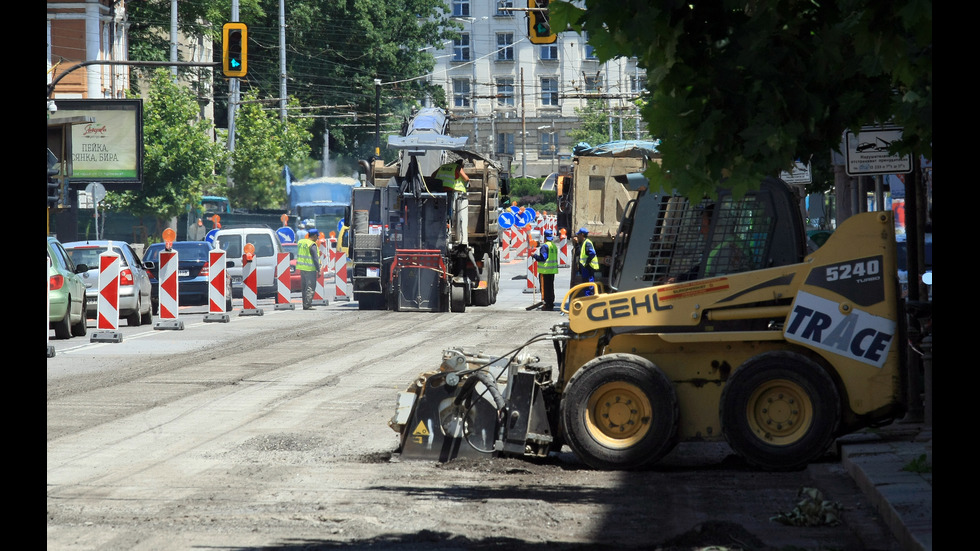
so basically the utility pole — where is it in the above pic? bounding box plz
[375,78,382,157]
[279,0,287,121]
[520,68,526,178]
[227,0,240,188]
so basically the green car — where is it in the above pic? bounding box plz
[48,236,88,339]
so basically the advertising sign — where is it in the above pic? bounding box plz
[53,99,143,189]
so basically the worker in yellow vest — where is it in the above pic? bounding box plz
[574,227,599,296]
[433,158,470,245]
[296,229,321,310]
[532,229,559,310]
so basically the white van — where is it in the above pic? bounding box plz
[213,227,284,298]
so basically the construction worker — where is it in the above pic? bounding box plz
[297,228,321,310]
[574,227,599,296]
[532,229,559,310]
[433,158,470,245]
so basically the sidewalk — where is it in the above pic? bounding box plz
[836,422,933,551]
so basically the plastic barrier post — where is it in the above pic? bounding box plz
[524,256,539,294]
[332,250,351,302]
[154,249,184,330]
[274,252,294,310]
[312,249,329,306]
[239,255,264,316]
[558,237,571,269]
[91,250,123,342]
[204,248,231,322]
[47,257,55,358]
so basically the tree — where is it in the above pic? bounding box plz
[111,70,227,235]
[551,1,932,200]
[228,90,314,210]
[567,98,645,147]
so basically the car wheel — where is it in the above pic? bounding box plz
[127,296,142,326]
[140,295,153,325]
[53,300,72,340]
[71,297,88,337]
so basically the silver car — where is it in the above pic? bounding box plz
[62,240,154,326]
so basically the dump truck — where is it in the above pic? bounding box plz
[344,107,507,312]
[390,174,908,470]
[555,141,662,288]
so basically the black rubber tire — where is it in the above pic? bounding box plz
[71,298,87,337]
[126,296,141,326]
[450,283,466,312]
[472,254,492,307]
[53,297,73,340]
[141,294,153,325]
[560,353,679,470]
[720,351,841,471]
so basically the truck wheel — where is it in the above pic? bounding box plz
[472,254,492,306]
[450,283,466,312]
[720,351,841,471]
[560,354,678,470]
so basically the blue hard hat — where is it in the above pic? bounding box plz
[307,228,319,236]
[577,227,589,236]
[543,229,554,240]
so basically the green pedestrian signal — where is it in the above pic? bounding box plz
[222,22,248,78]
[528,0,556,44]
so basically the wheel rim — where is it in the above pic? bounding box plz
[745,378,813,445]
[585,381,652,449]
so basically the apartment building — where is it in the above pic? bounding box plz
[427,0,648,177]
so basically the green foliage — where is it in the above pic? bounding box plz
[550,0,932,200]
[111,70,227,231]
[902,453,932,474]
[567,98,644,147]
[504,177,556,213]
[229,90,314,210]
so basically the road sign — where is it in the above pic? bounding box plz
[844,127,912,176]
[276,227,295,244]
[780,161,812,185]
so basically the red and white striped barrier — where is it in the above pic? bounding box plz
[313,248,329,306]
[557,238,571,268]
[275,252,294,310]
[524,256,540,294]
[204,248,230,322]
[239,254,263,316]
[154,249,184,329]
[501,229,515,263]
[91,249,123,342]
[331,250,351,301]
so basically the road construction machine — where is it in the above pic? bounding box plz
[555,140,662,288]
[345,107,506,312]
[390,174,908,470]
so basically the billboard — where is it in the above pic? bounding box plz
[54,99,143,190]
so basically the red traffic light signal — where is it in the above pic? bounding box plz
[528,0,557,44]
[222,22,248,78]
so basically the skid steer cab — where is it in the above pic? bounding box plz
[390,175,907,471]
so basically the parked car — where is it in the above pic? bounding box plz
[62,240,154,326]
[896,233,932,300]
[213,227,284,298]
[142,241,232,314]
[48,236,89,339]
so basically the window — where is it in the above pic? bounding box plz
[496,78,514,107]
[452,0,470,17]
[453,79,471,108]
[584,31,597,59]
[585,75,602,92]
[496,33,515,61]
[540,77,558,106]
[495,0,514,16]
[540,132,558,158]
[453,33,471,62]
[630,74,645,93]
[540,45,559,61]
[497,132,515,155]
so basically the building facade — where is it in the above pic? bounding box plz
[427,0,649,177]
[47,0,131,100]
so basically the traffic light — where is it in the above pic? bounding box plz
[47,149,61,208]
[528,0,557,44]
[222,22,248,78]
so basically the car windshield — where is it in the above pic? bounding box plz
[145,243,212,262]
[66,245,128,268]
[283,243,298,260]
